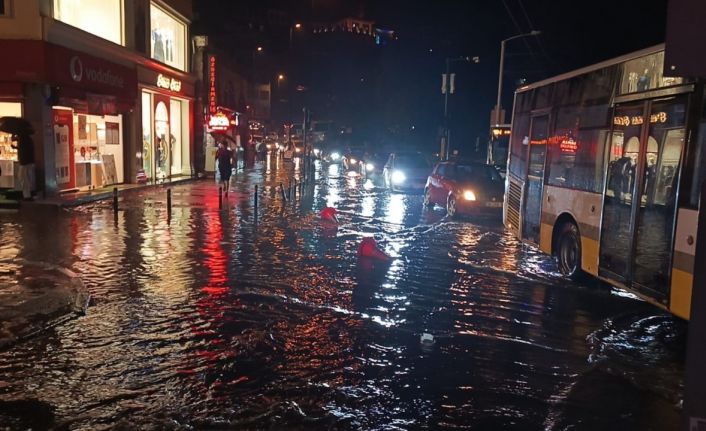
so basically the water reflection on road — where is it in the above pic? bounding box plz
[0,158,685,430]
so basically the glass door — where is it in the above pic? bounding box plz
[600,102,646,281]
[632,96,686,300]
[154,96,170,181]
[522,114,549,243]
[141,92,153,181]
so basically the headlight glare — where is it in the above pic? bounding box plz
[366,163,375,172]
[391,170,406,184]
[463,190,476,201]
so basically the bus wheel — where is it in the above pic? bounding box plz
[557,222,584,280]
[447,195,457,218]
[423,188,432,207]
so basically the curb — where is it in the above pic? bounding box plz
[22,176,202,209]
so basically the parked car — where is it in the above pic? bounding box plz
[383,151,433,192]
[424,160,504,218]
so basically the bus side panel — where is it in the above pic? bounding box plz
[671,207,697,319]
[542,185,603,276]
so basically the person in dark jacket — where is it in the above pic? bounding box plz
[11,132,34,200]
[215,140,233,196]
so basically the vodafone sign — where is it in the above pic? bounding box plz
[47,43,136,98]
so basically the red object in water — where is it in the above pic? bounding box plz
[357,237,391,260]
[320,206,338,223]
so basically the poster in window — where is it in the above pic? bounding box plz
[106,122,120,145]
[78,114,87,140]
[102,154,117,185]
[53,108,75,189]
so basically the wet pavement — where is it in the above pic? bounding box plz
[0,155,686,430]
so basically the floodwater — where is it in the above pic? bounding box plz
[0,156,686,430]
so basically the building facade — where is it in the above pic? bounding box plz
[0,0,195,197]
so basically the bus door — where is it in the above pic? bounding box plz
[600,97,687,300]
[522,114,549,243]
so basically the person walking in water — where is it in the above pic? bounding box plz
[215,138,234,196]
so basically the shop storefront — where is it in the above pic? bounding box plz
[45,43,136,191]
[0,101,23,188]
[0,40,136,194]
[137,66,194,183]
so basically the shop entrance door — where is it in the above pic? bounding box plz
[154,95,171,181]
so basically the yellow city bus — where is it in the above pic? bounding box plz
[504,44,705,319]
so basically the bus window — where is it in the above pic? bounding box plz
[509,113,530,178]
[619,52,685,95]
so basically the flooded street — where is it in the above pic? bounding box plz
[0,158,686,430]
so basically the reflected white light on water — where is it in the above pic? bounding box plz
[328,163,339,176]
[363,179,374,190]
[361,194,375,218]
[385,193,405,225]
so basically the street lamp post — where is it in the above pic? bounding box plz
[494,30,541,126]
[289,23,302,49]
[490,30,540,165]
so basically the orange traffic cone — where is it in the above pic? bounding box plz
[357,237,391,260]
[320,207,339,223]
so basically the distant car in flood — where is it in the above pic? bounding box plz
[342,147,368,175]
[424,160,504,218]
[383,151,433,192]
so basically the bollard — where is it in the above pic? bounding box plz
[287,181,292,200]
[112,187,118,213]
[218,186,223,209]
[254,185,258,211]
[166,188,172,217]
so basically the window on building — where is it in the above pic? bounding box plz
[150,3,186,71]
[53,0,123,45]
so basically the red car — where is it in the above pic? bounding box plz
[424,160,505,218]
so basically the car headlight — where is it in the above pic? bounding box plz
[295,148,302,153]
[313,148,321,155]
[463,190,476,201]
[366,163,375,172]
[391,170,406,184]
[266,144,272,149]
[331,152,341,160]
[350,158,357,165]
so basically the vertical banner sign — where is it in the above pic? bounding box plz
[53,109,75,189]
[209,55,217,114]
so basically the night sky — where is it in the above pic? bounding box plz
[195,0,669,154]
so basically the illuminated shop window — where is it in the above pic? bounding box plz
[53,0,123,45]
[150,3,186,71]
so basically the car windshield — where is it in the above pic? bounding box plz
[395,154,429,169]
[456,164,503,182]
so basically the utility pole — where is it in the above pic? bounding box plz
[441,56,478,161]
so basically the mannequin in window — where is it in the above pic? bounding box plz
[153,31,165,62]
[637,68,651,91]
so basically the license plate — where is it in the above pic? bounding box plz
[486,201,502,208]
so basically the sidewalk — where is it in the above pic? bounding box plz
[22,175,197,208]
[0,260,89,349]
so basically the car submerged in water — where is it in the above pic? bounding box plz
[382,151,433,192]
[424,160,504,218]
